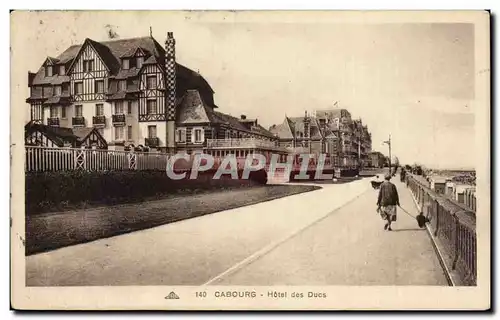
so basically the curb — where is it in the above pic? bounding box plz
[407,190,456,286]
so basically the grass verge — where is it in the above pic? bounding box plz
[26,184,320,255]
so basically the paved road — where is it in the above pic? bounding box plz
[26,177,447,286]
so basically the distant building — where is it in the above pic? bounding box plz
[369,151,386,168]
[269,107,372,168]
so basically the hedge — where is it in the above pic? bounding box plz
[26,169,268,215]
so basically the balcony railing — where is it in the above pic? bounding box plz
[145,137,160,148]
[72,116,85,126]
[93,115,106,126]
[112,114,126,125]
[47,117,59,126]
[206,138,277,149]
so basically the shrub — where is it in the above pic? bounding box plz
[25,168,268,215]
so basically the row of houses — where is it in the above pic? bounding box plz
[25,31,383,170]
[426,174,476,212]
[26,32,289,160]
[268,108,377,168]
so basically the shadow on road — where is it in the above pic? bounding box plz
[390,228,425,232]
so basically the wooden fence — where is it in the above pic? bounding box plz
[25,146,340,173]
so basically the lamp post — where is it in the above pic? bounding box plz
[383,134,392,174]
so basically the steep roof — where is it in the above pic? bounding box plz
[287,116,323,140]
[176,90,275,138]
[25,123,107,148]
[176,90,215,124]
[29,36,215,102]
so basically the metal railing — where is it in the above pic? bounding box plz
[72,116,85,126]
[406,174,476,286]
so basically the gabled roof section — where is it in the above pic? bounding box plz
[67,38,115,74]
[176,90,214,124]
[25,123,107,148]
[44,57,60,65]
[269,117,294,139]
[28,36,217,107]
[286,116,323,140]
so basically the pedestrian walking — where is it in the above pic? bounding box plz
[376,173,400,231]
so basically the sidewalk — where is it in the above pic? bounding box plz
[214,177,449,285]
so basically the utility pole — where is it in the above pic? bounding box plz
[383,134,392,174]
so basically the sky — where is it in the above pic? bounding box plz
[11,11,479,169]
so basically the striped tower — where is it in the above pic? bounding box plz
[165,32,176,153]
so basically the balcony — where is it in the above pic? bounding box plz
[207,138,277,150]
[93,115,106,126]
[72,116,85,127]
[112,114,126,125]
[145,137,160,148]
[47,117,59,126]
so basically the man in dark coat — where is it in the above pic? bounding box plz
[377,174,400,231]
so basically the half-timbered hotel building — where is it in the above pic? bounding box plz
[26,32,286,159]
[269,107,373,169]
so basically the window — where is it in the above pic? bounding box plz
[225,130,230,139]
[115,126,125,140]
[146,100,157,114]
[45,66,53,77]
[74,82,83,94]
[50,106,58,118]
[43,86,52,97]
[75,105,83,117]
[176,128,186,142]
[146,76,157,89]
[95,104,104,116]
[148,125,157,138]
[193,128,204,143]
[59,65,65,75]
[122,59,129,70]
[95,80,105,93]
[127,101,133,114]
[83,59,94,72]
[127,125,132,140]
[54,85,62,96]
[137,56,144,69]
[61,106,66,118]
[119,80,127,91]
[115,101,124,114]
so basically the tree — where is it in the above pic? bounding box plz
[393,156,400,168]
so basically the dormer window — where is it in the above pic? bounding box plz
[45,66,53,77]
[58,65,65,75]
[119,80,127,91]
[122,58,130,70]
[83,59,94,72]
[137,56,144,69]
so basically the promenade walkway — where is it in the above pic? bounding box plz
[214,177,448,285]
[26,176,447,286]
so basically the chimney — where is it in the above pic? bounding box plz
[240,115,246,120]
[165,32,176,152]
[28,72,36,87]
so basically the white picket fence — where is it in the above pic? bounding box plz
[25,146,173,172]
[25,146,339,173]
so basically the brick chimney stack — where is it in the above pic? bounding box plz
[165,32,176,153]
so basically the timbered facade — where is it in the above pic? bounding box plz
[26,32,283,155]
[269,107,373,169]
[25,122,107,149]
